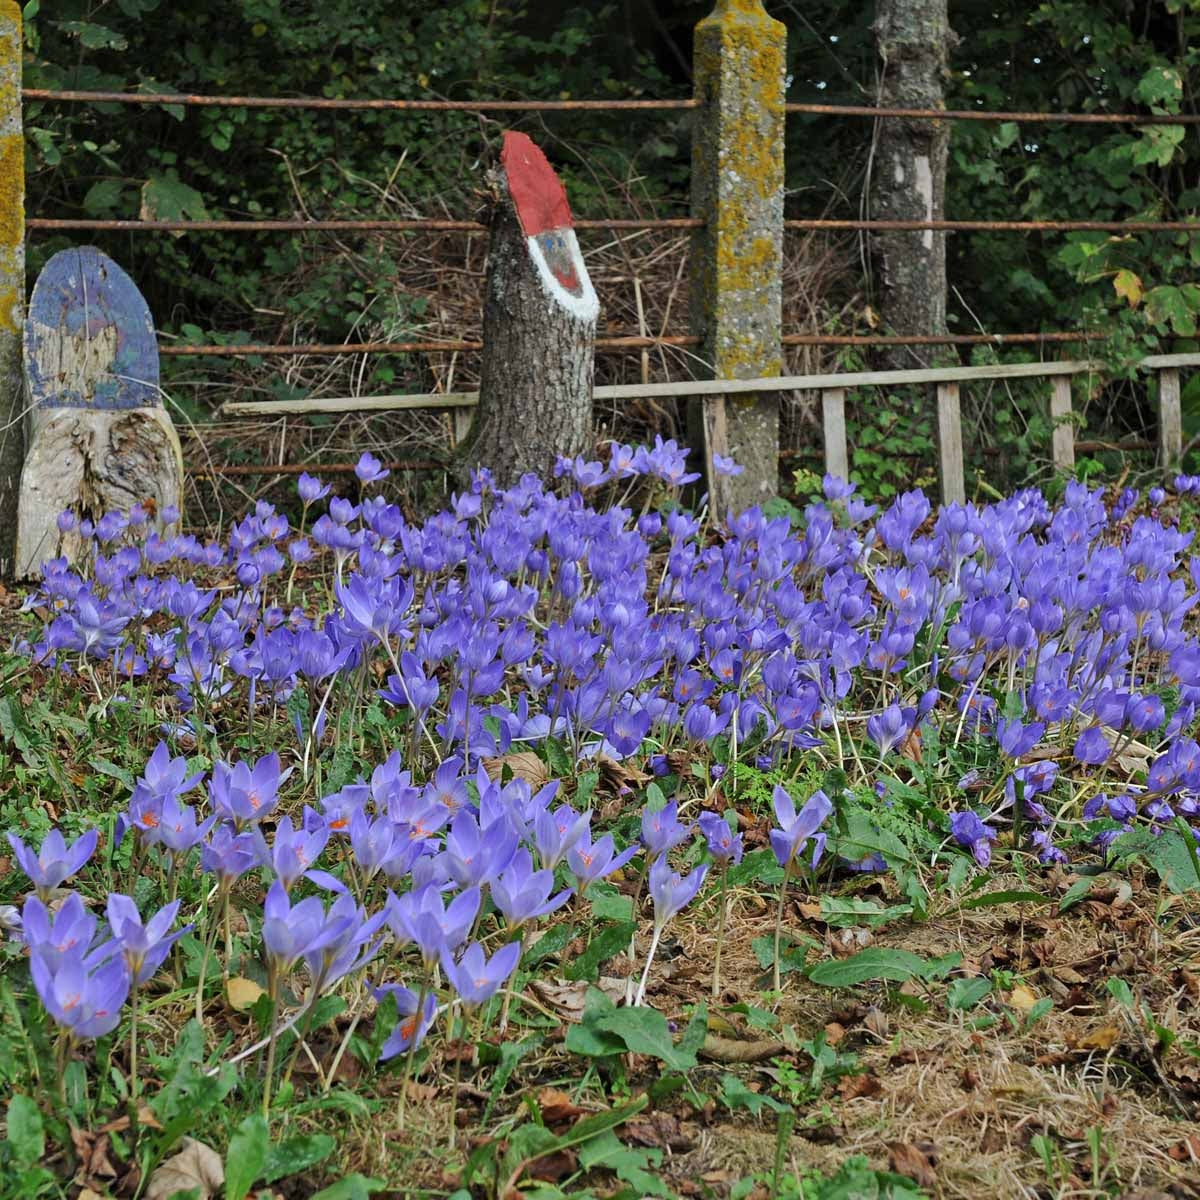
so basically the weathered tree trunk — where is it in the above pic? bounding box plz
[464,134,598,489]
[870,0,953,369]
[0,1,25,578]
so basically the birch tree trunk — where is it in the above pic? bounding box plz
[870,0,954,368]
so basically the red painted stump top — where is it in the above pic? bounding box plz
[502,131,573,238]
[501,131,590,304]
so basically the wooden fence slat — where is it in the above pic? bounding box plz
[936,382,965,506]
[822,388,848,479]
[1050,375,1074,472]
[1159,367,1182,480]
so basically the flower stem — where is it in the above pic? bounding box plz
[711,865,729,1000]
[261,965,281,1120]
[773,864,791,994]
[634,923,664,1008]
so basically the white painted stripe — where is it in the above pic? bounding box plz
[526,230,599,323]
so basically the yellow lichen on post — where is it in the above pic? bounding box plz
[690,0,785,511]
[0,0,25,577]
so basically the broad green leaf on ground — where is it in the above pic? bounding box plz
[809,948,962,988]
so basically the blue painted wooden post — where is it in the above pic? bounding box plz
[16,247,183,577]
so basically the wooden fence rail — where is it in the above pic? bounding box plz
[222,353,1200,504]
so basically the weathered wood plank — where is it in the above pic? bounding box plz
[1158,367,1182,480]
[936,382,965,506]
[821,388,848,480]
[1050,374,1074,472]
[220,359,1108,418]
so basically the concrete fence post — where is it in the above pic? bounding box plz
[691,0,786,513]
[0,0,24,577]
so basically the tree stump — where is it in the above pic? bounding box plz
[464,131,599,487]
[15,247,183,578]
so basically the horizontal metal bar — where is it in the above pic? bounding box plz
[787,219,1199,233]
[26,217,699,233]
[784,102,1200,125]
[160,335,700,357]
[24,89,1197,125]
[22,88,698,112]
[160,331,1103,357]
[782,331,1102,346]
[30,216,1193,236]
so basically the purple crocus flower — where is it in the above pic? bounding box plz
[372,983,438,1060]
[209,753,286,827]
[387,885,480,970]
[648,856,709,926]
[354,452,390,485]
[261,881,333,976]
[200,824,260,884]
[21,893,103,972]
[297,472,331,504]
[259,813,329,892]
[301,892,386,991]
[566,831,639,895]
[769,786,833,871]
[7,828,98,900]
[30,954,130,1040]
[697,812,743,865]
[156,795,218,856]
[641,801,690,858]
[532,805,592,872]
[442,809,516,889]
[491,849,572,928]
[105,894,191,986]
[713,453,744,477]
[950,811,998,867]
[442,940,522,1009]
[1074,724,1112,766]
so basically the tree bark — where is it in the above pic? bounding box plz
[870,0,953,369]
[463,182,597,489]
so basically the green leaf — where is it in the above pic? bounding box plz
[818,896,913,927]
[1105,978,1135,1008]
[82,180,125,215]
[808,948,954,988]
[263,1134,336,1184]
[720,1073,788,1115]
[590,885,633,923]
[947,977,992,1011]
[563,988,627,1059]
[140,172,209,223]
[5,1095,44,1170]
[994,121,1020,149]
[225,1114,269,1200]
[563,921,635,982]
[751,933,814,977]
[592,1005,698,1070]
[309,1176,386,1200]
[1134,65,1183,109]
[55,20,128,50]
[960,889,1048,910]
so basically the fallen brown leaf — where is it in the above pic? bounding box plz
[482,752,549,790]
[837,1072,883,1100]
[888,1140,938,1189]
[537,1087,587,1128]
[1073,1024,1122,1051]
[699,1034,787,1063]
[226,975,266,1012]
[145,1138,224,1200]
[1168,1134,1200,1162]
